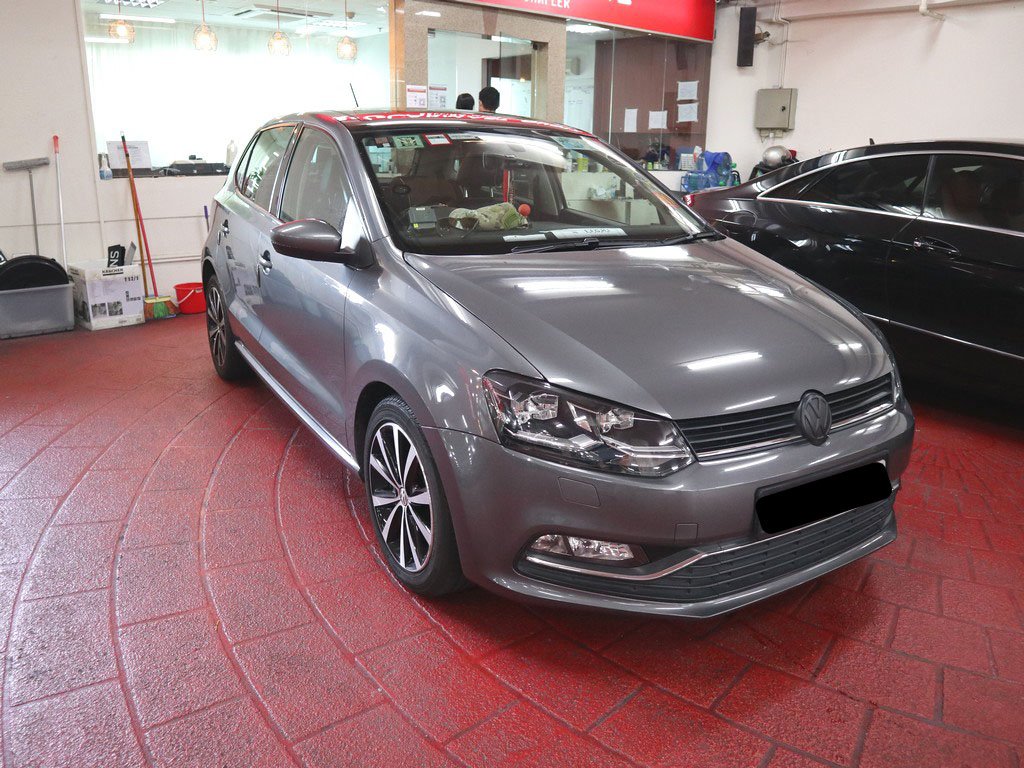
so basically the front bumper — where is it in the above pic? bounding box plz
[425,400,914,618]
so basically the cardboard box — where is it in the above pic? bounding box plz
[68,264,145,331]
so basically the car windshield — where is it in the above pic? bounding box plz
[354,125,706,255]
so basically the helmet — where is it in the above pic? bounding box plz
[762,145,791,168]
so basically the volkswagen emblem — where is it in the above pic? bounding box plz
[796,391,832,445]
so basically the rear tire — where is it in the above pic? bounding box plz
[363,396,467,596]
[204,273,249,381]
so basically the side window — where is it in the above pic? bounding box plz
[280,129,351,229]
[234,137,257,190]
[763,171,824,201]
[239,126,293,210]
[798,155,929,215]
[924,154,1024,233]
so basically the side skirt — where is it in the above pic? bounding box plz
[236,341,360,472]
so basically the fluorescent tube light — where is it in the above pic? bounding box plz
[99,13,176,23]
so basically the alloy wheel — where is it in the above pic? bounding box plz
[367,422,434,573]
[206,285,227,368]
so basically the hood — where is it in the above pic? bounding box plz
[407,239,891,420]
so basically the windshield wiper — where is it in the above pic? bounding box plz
[657,229,723,245]
[510,237,608,254]
[510,230,722,254]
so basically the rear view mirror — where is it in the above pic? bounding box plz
[271,219,354,263]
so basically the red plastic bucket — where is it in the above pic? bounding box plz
[174,282,206,314]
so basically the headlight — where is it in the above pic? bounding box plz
[482,371,693,477]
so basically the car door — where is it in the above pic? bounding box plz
[217,124,295,349]
[888,153,1024,358]
[257,124,362,441]
[744,153,929,319]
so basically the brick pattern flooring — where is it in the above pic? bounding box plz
[0,316,1022,767]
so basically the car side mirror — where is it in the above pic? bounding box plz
[271,219,356,264]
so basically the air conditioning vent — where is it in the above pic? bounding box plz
[234,4,331,20]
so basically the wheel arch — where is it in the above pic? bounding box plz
[349,361,442,478]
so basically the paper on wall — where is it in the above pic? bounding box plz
[676,80,699,101]
[648,110,668,130]
[428,84,447,109]
[623,108,638,133]
[677,102,700,123]
[106,140,152,170]
[406,84,427,109]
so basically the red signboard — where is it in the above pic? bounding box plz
[446,0,715,42]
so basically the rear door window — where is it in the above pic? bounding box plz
[798,155,929,215]
[238,125,294,211]
[924,154,1024,233]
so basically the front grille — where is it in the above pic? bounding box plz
[678,374,893,459]
[518,500,893,605]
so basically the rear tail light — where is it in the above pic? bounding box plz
[683,194,695,206]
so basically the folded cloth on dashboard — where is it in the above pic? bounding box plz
[448,202,526,231]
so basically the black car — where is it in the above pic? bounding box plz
[689,141,1023,387]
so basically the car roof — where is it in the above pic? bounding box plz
[761,139,1024,186]
[262,109,594,137]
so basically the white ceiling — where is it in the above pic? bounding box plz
[88,0,389,38]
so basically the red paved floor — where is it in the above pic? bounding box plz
[1,315,1022,768]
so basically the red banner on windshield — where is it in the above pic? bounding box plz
[447,0,715,42]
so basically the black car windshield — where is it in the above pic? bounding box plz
[354,125,705,255]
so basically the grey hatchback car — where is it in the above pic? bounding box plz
[202,110,914,617]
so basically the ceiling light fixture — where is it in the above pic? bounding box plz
[268,0,291,55]
[100,13,176,24]
[193,0,218,51]
[337,0,357,60]
[101,0,166,6]
[107,0,136,43]
[566,23,607,34]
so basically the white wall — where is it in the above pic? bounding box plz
[706,6,787,175]
[1,0,104,270]
[707,0,1024,178]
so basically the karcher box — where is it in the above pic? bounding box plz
[68,264,145,331]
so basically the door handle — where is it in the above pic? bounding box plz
[912,237,960,257]
[221,220,230,236]
[720,211,757,227]
[257,250,273,274]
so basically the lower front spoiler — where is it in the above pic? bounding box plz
[494,504,897,619]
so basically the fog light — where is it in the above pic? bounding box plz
[529,534,638,563]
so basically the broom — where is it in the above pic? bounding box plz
[120,134,176,320]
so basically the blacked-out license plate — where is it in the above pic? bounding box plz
[756,462,892,534]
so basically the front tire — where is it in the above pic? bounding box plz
[204,273,249,381]
[363,396,466,596]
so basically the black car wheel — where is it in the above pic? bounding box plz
[204,274,249,381]
[364,396,466,596]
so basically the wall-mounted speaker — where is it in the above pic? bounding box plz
[737,6,756,67]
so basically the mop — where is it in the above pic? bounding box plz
[1,156,50,256]
[120,134,176,320]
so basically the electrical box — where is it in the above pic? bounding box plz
[755,88,798,131]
